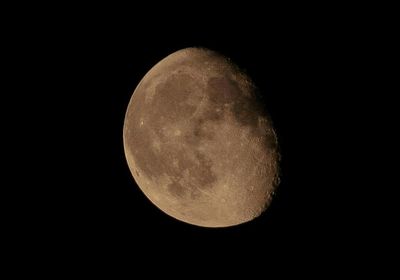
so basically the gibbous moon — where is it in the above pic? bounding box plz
[123,47,279,227]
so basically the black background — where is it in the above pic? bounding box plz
[8,6,381,274]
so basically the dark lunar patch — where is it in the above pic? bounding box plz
[183,130,199,146]
[151,73,198,123]
[191,151,217,189]
[167,181,185,197]
[203,107,224,122]
[264,130,278,151]
[207,76,268,134]
[207,77,242,105]
[184,118,214,146]
[157,73,193,102]
[177,103,197,118]
[192,119,215,141]
[231,97,259,127]
[232,96,266,129]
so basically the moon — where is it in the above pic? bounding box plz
[123,47,279,227]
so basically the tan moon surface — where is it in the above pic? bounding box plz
[123,47,279,227]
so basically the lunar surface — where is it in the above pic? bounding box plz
[123,47,279,227]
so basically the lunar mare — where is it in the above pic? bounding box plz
[123,47,279,227]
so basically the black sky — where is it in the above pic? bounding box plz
[66,27,342,254]
[8,7,379,273]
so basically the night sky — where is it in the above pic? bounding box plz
[9,7,377,274]
[63,24,343,257]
